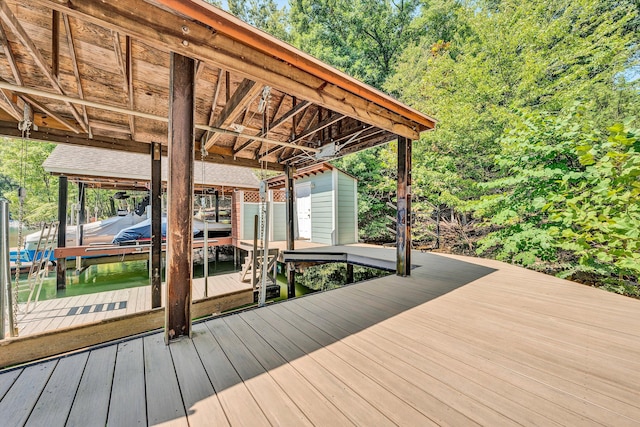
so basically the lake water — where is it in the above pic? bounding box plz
[7,226,313,304]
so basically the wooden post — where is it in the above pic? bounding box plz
[165,52,195,342]
[151,141,162,308]
[56,176,67,289]
[346,263,354,284]
[214,190,220,262]
[78,182,86,245]
[396,136,412,276]
[285,165,296,298]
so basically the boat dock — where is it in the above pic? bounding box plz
[14,272,253,337]
[1,249,639,425]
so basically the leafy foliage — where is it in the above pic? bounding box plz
[289,0,422,87]
[475,110,639,288]
[0,138,57,224]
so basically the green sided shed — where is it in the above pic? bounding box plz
[267,163,358,245]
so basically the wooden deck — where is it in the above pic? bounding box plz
[1,248,640,426]
[15,272,252,336]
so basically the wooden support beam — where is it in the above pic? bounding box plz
[0,21,21,85]
[62,14,91,138]
[32,0,425,140]
[199,68,223,147]
[234,100,311,155]
[0,1,87,133]
[56,176,67,289]
[126,36,135,140]
[165,52,195,342]
[112,32,135,139]
[203,78,262,150]
[51,10,59,78]
[0,88,20,121]
[261,110,342,161]
[285,165,296,299]
[346,263,354,284]
[396,136,411,277]
[151,141,162,309]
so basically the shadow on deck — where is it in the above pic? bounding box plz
[2,250,640,426]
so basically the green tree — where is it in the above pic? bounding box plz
[227,0,290,41]
[475,110,639,295]
[290,0,422,88]
[0,138,57,224]
[385,0,640,243]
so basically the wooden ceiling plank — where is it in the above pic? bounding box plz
[31,0,421,140]
[0,21,22,85]
[0,23,80,133]
[62,13,92,138]
[233,100,310,155]
[0,1,87,133]
[203,78,262,150]
[112,31,135,139]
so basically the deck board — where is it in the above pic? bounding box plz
[15,271,251,336]
[245,308,397,426]
[2,248,640,426]
[224,314,355,426]
[144,334,189,427]
[107,340,146,426]
[66,346,117,427]
[0,361,56,427]
[25,353,89,427]
[170,329,231,427]
[205,318,314,426]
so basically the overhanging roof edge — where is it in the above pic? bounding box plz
[154,0,436,132]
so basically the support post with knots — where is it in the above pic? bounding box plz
[396,136,412,276]
[165,52,195,342]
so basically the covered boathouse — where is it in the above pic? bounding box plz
[0,1,639,425]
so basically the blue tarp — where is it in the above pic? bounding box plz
[112,217,200,243]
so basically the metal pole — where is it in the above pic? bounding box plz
[252,215,258,290]
[259,202,270,307]
[203,220,208,297]
[1,199,10,339]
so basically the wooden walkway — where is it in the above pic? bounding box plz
[15,272,252,336]
[1,249,640,426]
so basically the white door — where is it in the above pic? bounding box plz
[296,183,312,240]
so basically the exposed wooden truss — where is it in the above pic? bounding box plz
[0,0,434,168]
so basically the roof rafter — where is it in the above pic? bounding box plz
[199,68,224,148]
[32,0,424,140]
[204,78,263,150]
[112,32,136,139]
[0,1,87,133]
[0,21,80,133]
[233,100,311,155]
[62,13,92,138]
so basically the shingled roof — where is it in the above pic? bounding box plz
[43,144,260,192]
